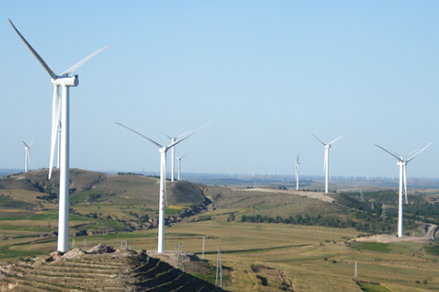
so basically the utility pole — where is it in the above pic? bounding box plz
[177,243,185,272]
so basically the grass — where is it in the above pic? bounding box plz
[424,244,439,256]
[351,242,391,253]
[0,245,46,259]
[69,190,105,204]
[0,195,35,209]
[165,205,185,215]
[357,282,391,292]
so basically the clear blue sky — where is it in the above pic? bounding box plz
[1,1,438,178]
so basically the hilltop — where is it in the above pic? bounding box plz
[0,244,219,291]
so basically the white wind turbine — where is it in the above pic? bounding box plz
[375,143,431,237]
[312,134,344,194]
[159,130,191,182]
[22,140,33,173]
[295,154,300,191]
[176,152,190,181]
[10,19,110,252]
[116,122,209,253]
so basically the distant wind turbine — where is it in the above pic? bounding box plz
[159,130,191,182]
[295,154,300,191]
[312,134,344,194]
[115,122,209,253]
[22,140,33,173]
[176,152,190,181]
[9,19,110,252]
[375,143,431,237]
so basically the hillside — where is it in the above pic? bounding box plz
[1,169,439,291]
[0,169,215,249]
[0,244,219,292]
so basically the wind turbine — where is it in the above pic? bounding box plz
[159,130,191,182]
[22,140,33,173]
[375,143,431,237]
[312,134,344,194]
[9,19,110,252]
[295,154,300,191]
[116,122,209,253]
[176,152,190,181]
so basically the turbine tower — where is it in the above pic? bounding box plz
[22,140,33,173]
[57,121,62,168]
[312,134,344,194]
[10,20,109,252]
[116,122,208,253]
[375,143,431,237]
[159,130,190,182]
[176,153,190,181]
[295,154,300,191]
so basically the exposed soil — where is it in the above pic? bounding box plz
[0,244,220,292]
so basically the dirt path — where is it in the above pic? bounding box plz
[426,224,438,240]
[239,188,335,203]
[351,234,431,244]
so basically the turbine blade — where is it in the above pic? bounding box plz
[328,135,344,145]
[158,130,173,140]
[401,149,418,159]
[403,165,408,204]
[8,19,57,80]
[296,154,299,163]
[29,140,33,148]
[48,85,61,179]
[312,133,326,146]
[406,143,432,163]
[61,45,111,76]
[176,130,192,139]
[22,141,29,148]
[168,122,210,149]
[115,122,163,148]
[374,144,401,161]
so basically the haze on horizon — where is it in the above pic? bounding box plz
[0,1,438,179]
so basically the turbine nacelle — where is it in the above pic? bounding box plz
[52,75,79,87]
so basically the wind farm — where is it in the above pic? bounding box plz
[1,2,439,291]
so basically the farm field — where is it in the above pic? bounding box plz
[2,218,439,291]
[1,169,439,291]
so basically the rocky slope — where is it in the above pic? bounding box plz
[0,244,220,292]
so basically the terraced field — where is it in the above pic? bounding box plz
[0,245,218,292]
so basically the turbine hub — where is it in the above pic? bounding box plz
[52,75,79,87]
